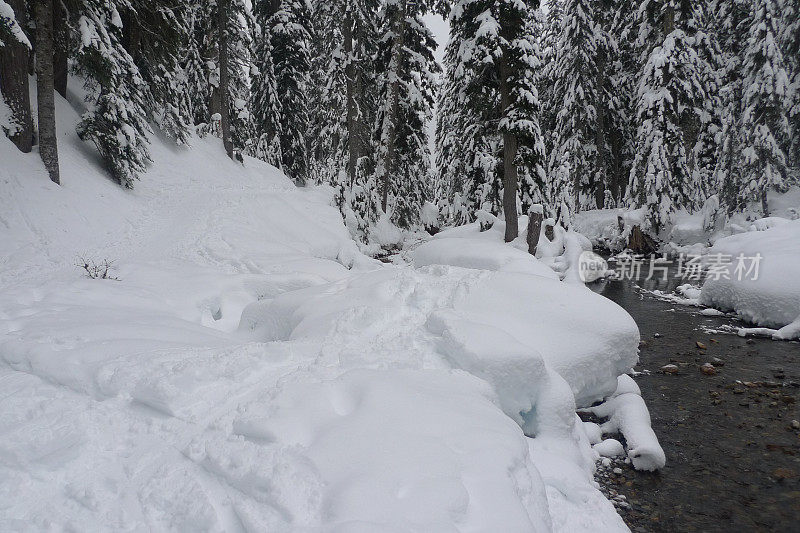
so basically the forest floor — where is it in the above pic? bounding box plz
[592,266,800,532]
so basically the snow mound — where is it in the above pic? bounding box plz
[0,89,638,530]
[581,377,666,472]
[699,219,800,334]
[412,237,558,279]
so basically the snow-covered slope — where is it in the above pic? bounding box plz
[1,92,640,531]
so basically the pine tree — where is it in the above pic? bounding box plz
[253,0,312,183]
[436,0,545,240]
[737,0,791,214]
[711,0,749,212]
[0,0,33,153]
[781,0,800,169]
[118,1,193,145]
[312,0,382,240]
[547,0,605,223]
[73,0,152,188]
[374,0,440,228]
[626,0,717,233]
[251,0,283,168]
[35,0,60,184]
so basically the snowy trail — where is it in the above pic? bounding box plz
[1,110,641,531]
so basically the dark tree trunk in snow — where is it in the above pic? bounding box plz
[218,0,234,159]
[0,0,33,153]
[35,0,60,184]
[499,56,519,243]
[379,0,407,213]
[527,210,543,255]
[53,0,68,97]
[761,191,770,216]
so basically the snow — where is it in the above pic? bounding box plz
[0,0,31,49]
[582,392,666,472]
[699,219,800,336]
[0,90,645,530]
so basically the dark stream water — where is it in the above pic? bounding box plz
[591,263,800,532]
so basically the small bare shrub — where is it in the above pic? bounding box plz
[76,257,120,280]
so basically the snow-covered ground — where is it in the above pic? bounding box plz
[1,92,650,531]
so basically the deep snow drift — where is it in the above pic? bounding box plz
[699,219,800,340]
[1,91,646,531]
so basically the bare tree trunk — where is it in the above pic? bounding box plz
[761,190,770,216]
[379,0,406,213]
[499,56,519,242]
[53,0,68,97]
[35,0,60,184]
[343,16,359,185]
[218,0,234,159]
[0,0,33,153]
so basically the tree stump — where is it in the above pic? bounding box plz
[628,225,658,255]
[527,211,543,255]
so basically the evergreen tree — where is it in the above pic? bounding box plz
[781,0,800,168]
[374,0,440,228]
[436,0,545,240]
[251,1,283,169]
[626,0,717,233]
[737,0,791,214]
[547,0,605,223]
[312,0,382,240]
[118,0,193,145]
[73,0,152,188]
[253,0,312,183]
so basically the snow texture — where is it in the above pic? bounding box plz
[700,219,800,336]
[0,91,642,531]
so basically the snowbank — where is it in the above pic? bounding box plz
[699,219,800,336]
[0,89,639,530]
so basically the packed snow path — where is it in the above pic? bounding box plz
[1,101,644,531]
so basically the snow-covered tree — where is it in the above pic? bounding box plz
[253,0,312,183]
[117,0,193,145]
[312,0,382,240]
[73,0,152,188]
[626,0,718,233]
[737,0,791,214]
[547,0,607,223]
[437,0,546,240]
[374,0,440,229]
[781,0,800,168]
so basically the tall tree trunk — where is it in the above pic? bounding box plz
[35,0,60,184]
[379,0,406,213]
[595,57,608,209]
[218,0,234,159]
[0,0,33,152]
[53,0,68,97]
[343,15,359,185]
[499,56,519,242]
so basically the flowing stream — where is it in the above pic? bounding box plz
[591,262,799,532]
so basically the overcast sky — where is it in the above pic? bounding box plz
[423,13,449,64]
